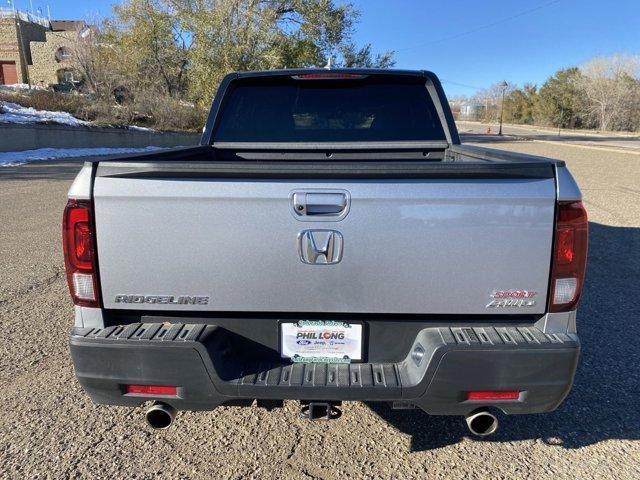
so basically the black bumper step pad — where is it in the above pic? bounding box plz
[71,322,576,400]
[72,323,571,347]
[238,362,401,388]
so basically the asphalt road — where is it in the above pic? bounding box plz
[1,138,639,479]
[457,120,640,153]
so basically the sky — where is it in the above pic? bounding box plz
[7,0,640,97]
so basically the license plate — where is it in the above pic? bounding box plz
[280,320,363,363]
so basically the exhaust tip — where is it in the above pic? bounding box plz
[145,402,176,430]
[465,409,498,437]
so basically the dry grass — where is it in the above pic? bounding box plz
[0,89,205,131]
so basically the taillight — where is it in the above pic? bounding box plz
[549,201,588,312]
[63,199,100,307]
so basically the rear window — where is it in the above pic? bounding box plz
[214,76,446,143]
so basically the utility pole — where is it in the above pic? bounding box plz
[498,80,508,136]
[484,96,489,122]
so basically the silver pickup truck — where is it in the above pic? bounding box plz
[65,69,587,436]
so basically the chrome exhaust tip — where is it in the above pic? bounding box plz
[145,402,177,430]
[465,409,498,437]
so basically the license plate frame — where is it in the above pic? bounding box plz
[280,320,363,363]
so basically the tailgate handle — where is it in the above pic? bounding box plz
[293,192,348,216]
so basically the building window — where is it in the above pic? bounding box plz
[57,68,77,84]
[55,47,72,63]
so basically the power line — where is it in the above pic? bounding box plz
[440,79,485,90]
[395,0,563,53]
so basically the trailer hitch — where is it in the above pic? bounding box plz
[300,401,342,420]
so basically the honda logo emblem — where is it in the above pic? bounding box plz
[298,230,343,265]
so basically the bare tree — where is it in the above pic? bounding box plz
[578,54,640,131]
[68,29,106,94]
[471,82,515,123]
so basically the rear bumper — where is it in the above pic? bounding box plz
[70,322,579,416]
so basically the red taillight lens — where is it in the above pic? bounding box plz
[125,385,178,396]
[63,199,100,307]
[549,201,588,312]
[555,227,574,264]
[74,222,92,265]
[467,390,520,401]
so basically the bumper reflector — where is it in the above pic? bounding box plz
[467,390,520,401]
[125,385,177,396]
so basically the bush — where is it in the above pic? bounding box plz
[0,89,205,131]
[133,94,206,131]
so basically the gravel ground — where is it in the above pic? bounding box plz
[0,140,639,479]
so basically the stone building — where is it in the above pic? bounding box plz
[29,21,87,88]
[0,9,48,85]
[0,9,86,88]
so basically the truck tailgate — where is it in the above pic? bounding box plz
[93,167,556,315]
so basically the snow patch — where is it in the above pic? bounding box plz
[0,100,157,131]
[0,146,163,166]
[0,83,47,92]
[127,125,156,132]
[0,101,90,127]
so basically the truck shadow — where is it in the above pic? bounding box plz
[368,221,640,451]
